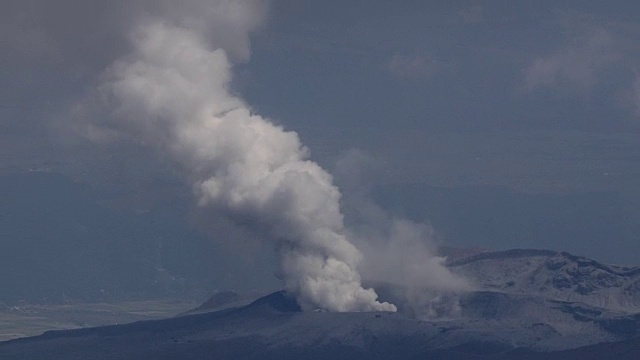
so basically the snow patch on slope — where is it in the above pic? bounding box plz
[448,249,640,312]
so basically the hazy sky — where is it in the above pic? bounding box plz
[2,1,640,266]
[3,1,640,182]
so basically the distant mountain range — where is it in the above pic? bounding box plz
[3,249,640,359]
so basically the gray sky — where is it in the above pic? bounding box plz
[2,1,640,265]
[4,1,640,174]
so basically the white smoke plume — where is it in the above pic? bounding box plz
[355,218,470,318]
[88,7,395,312]
[335,150,471,317]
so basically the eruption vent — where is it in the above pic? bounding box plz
[96,18,395,312]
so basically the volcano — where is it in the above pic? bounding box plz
[2,249,640,359]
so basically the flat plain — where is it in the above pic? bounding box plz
[0,300,199,341]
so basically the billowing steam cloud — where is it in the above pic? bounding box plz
[91,14,395,312]
[75,0,470,314]
[335,150,471,317]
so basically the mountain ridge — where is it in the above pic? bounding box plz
[448,248,640,311]
[3,248,640,359]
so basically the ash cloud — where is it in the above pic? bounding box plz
[66,0,473,314]
[335,150,471,317]
[77,3,395,312]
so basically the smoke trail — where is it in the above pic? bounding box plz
[335,149,471,317]
[94,18,395,312]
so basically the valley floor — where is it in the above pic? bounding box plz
[0,299,200,341]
